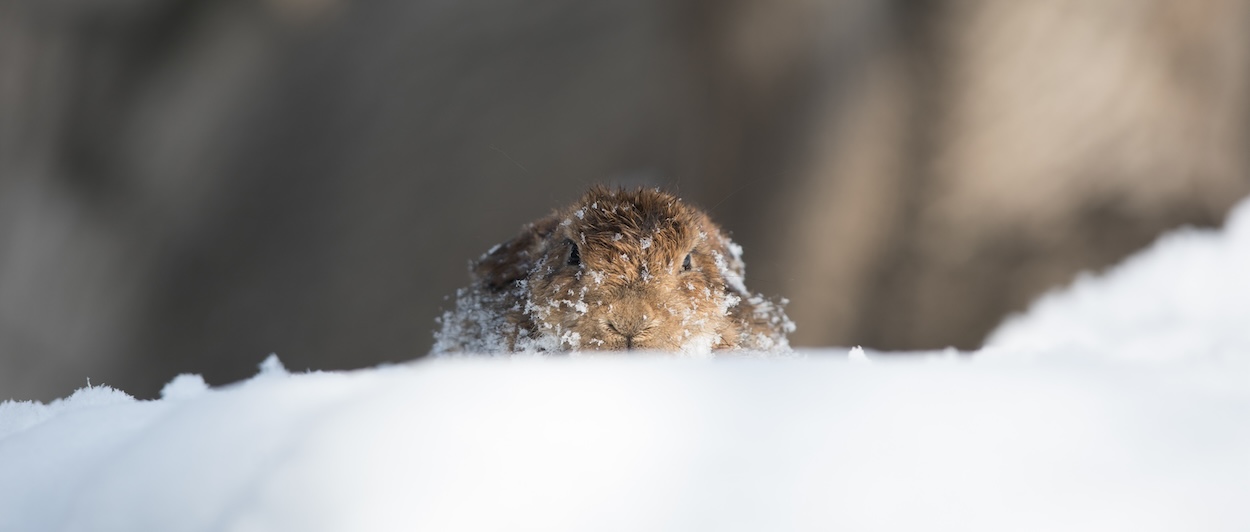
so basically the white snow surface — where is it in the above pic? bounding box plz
[4,355,1248,532]
[5,198,1250,531]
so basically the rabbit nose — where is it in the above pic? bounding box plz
[606,317,649,348]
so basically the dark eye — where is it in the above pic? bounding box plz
[567,240,581,267]
[682,253,692,271]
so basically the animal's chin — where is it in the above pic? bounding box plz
[538,314,721,352]
[543,329,676,351]
[578,334,687,352]
[588,338,717,354]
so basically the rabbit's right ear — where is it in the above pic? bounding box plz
[472,214,561,290]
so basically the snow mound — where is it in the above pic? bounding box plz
[0,384,134,440]
[986,196,1250,362]
[2,355,1248,532]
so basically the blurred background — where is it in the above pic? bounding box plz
[3,0,1249,400]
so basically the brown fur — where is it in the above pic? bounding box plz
[433,186,792,353]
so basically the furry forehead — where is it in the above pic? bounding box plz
[564,187,705,248]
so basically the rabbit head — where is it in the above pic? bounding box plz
[434,186,792,354]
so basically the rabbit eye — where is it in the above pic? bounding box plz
[567,240,581,267]
[682,253,692,271]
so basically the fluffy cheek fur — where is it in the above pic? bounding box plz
[525,260,738,352]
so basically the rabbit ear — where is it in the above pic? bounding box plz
[698,213,747,282]
[717,234,747,278]
[473,213,562,290]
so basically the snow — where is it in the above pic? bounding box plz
[3,198,1250,531]
[2,356,1247,531]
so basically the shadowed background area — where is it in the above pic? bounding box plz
[3,0,1248,400]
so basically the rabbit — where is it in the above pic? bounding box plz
[432,186,794,355]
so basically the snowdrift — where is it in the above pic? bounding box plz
[3,355,1248,532]
[4,198,1250,531]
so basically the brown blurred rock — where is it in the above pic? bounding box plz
[763,0,1250,349]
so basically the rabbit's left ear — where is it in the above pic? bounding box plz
[701,215,746,281]
[717,235,748,281]
[473,214,561,290]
